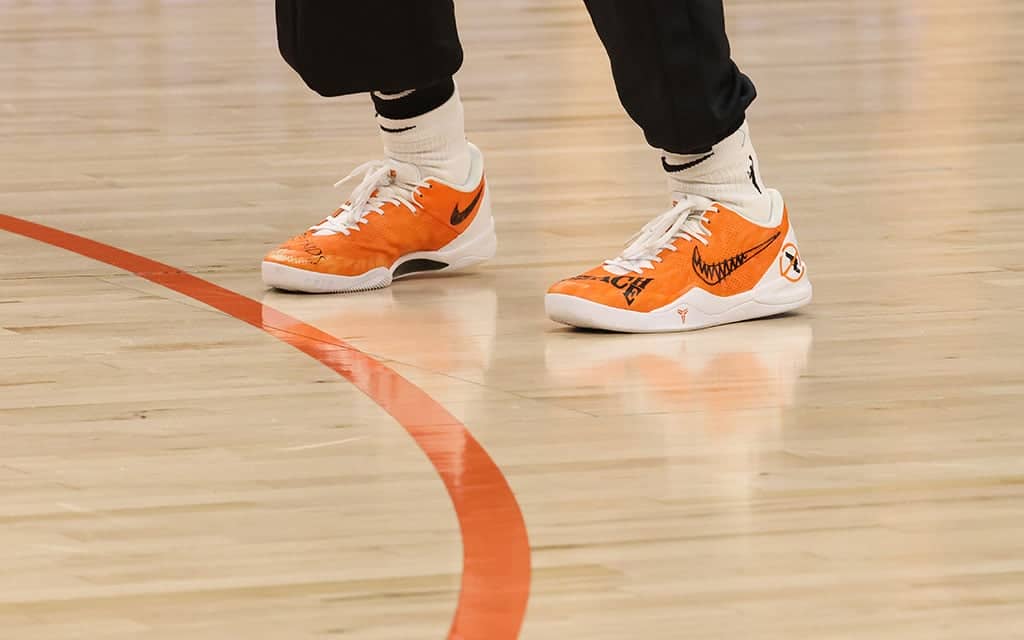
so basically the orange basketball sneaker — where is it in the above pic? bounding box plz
[262,143,494,293]
[546,190,812,332]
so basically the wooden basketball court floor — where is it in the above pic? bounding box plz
[2,1,1023,638]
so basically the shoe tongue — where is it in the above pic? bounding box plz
[672,192,720,209]
[673,193,758,222]
[309,159,424,237]
[385,156,426,186]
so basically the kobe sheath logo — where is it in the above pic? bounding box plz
[692,232,780,286]
[450,185,485,226]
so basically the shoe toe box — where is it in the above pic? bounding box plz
[547,270,627,308]
[263,233,330,268]
[548,266,676,312]
[263,233,389,277]
[547,275,592,297]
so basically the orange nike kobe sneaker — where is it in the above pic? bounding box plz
[546,190,811,332]
[262,144,494,293]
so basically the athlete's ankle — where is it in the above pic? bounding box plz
[373,79,472,186]
[661,121,772,223]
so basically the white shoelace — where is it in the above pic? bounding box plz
[311,160,426,237]
[604,195,719,275]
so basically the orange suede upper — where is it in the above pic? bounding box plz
[548,205,790,312]
[264,176,486,276]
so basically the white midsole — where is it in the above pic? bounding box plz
[545,274,812,333]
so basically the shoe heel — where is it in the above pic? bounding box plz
[447,224,497,269]
[436,187,497,267]
[392,193,497,279]
[755,277,813,309]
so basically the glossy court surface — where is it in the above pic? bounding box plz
[2,1,1023,638]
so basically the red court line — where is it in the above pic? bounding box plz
[1,214,531,640]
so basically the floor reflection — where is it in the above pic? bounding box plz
[262,275,499,381]
[544,318,813,429]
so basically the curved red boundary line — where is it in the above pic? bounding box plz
[1,214,531,640]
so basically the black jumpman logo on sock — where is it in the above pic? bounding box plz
[748,155,762,194]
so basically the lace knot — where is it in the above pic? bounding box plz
[603,196,718,275]
[311,161,423,236]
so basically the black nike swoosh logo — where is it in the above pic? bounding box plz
[450,185,485,226]
[692,231,781,286]
[379,124,416,134]
[662,152,714,173]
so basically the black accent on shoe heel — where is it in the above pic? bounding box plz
[394,258,449,278]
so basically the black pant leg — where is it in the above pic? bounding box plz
[582,0,756,154]
[276,0,463,97]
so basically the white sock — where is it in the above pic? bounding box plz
[374,87,471,186]
[662,121,773,223]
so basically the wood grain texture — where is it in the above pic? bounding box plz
[2,0,1023,638]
